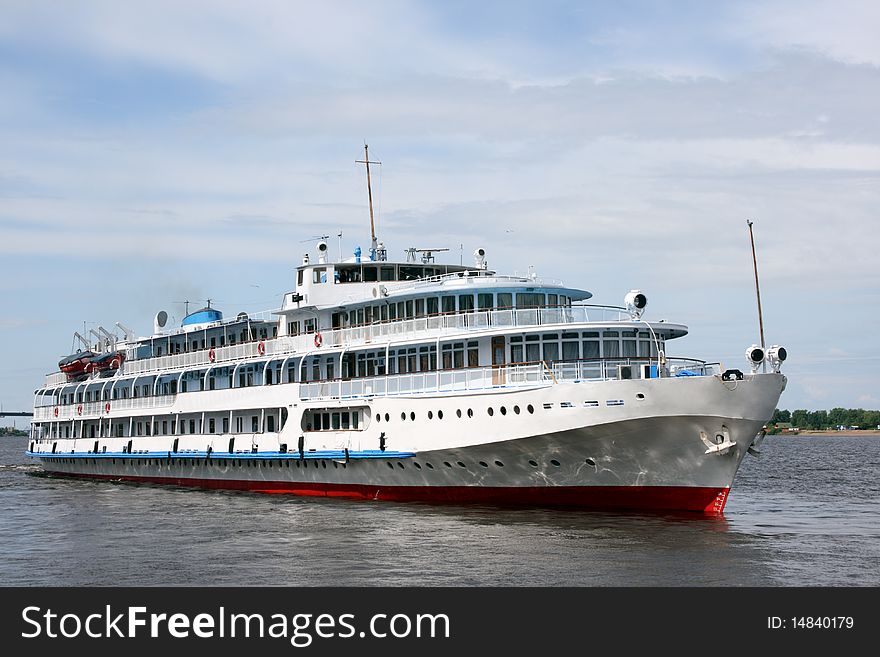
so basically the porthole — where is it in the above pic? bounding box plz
[636,393,645,400]
[487,407,494,417]
[550,459,561,467]
[438,410,444,420]
[467,408,474,418]
[494,460,504,467]
[444,461,452,468]
[514,406,520,414]
[401,412,406,421]
[527,404,535,414]
[313,461,319,468]
[428,411,434,420]
[479,461,489,468]
[387,462,394,469]
[396,462,404,470]
[500,406,507,416]
[333,462,338,469]
[410,412,415,421]
[376,413,381,422]
[456,409,462,418]
[528,459,538,467]
[457,461,466,468]
[585,458,596,467]
[426,462,434,469]
[414,462,422,470]
[384,413,390,422]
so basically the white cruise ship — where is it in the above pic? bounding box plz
[27,155,787,514]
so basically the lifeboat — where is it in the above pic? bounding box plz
[84,351,127,376]
[58,350,95,379]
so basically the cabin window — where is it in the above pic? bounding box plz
[235,417,243,433]
[548,293,558,307]
[622,330,638,358]
[222,417,229,434]
[380,266,395,281]
[209,418,216,434]
[526,335,541,362]
[415,298,425,318]
[326,358,335,380]
[252,416,259,432]
[543,338,559,363]
[442,296,456,314]
[467,341,479,367]
[639,339,653,357]
[363,266,378,282]
[171,420,176,434]
[312,268,327,284]
[365,306,373,324]
[458,295,474,313]
[404,300,413,318]
[267,415,275,432]
[190,419,196,434]
[380,305,388,322]
[297,270,304,286]
[583,332,600,358]
[603,331,620,358]
[562,333,580,360]
[478,293,493,310]
[162,420,168,435]
[497,292,513,309]
[399,266,422,280]
[427,297,439,315]
[516,293,545,309]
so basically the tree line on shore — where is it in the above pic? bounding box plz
[770,408,880,431]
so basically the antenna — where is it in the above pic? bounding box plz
[337,229,343,263]
[356,143,381,260]
[175,300,191,316]
[747,220,766,355]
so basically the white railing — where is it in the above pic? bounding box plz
[297,357,720,401]
[44,304,636,385]
[298,362,552,400]
[34,394,177,420]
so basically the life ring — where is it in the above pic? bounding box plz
[208,347,216,363]
[105,402,111,413]
[76,405,83,416]
[53,407,59,417]
[314,332,323,348]
[257,341,266,356]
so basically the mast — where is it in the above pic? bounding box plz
[356,144,381,260]
[747,220,765,351]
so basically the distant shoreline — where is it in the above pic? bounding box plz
[782,429,880,436]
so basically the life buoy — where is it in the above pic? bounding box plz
[208,347,216,363]
[257,341,266,356]
[314,332,323,348]
[105,402,111,414]
[76,405,83,416]
[53,407,59,417]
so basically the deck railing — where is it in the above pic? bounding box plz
[44,304,656,386]
[33,394,177,421]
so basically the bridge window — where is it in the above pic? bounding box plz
[312,268,327,284]
[363,266,378,282]
[380,266,395,281]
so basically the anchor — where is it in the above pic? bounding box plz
[747,428,767,457]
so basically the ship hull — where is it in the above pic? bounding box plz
[29,373,785,515]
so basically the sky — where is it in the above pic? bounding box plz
[1,0,879,414]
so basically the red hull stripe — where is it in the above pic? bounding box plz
[53,471,731,514]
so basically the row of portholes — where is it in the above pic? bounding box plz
[377,404,537,424]
[45,455,598,470]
